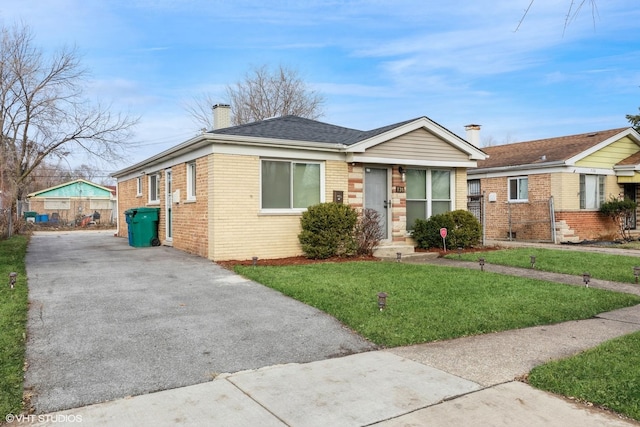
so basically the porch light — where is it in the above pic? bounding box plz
[396,252,402,262]
[582,273,591,287]
[398,166,406,182]
[9,272,17,289]
[478,258,485,271]
[252,256,258,266]
[377,292,388,311]
[634,266,640,284]
[530,255,536,269]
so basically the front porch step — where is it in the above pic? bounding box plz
[373,245,415,258]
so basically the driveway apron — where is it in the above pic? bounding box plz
[24,231,375,413]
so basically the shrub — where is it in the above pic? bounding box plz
[413,210,481,250]
[354,208,383,256]
[413,213,454,250]
[299,203,358,259]
[600,197,637,241]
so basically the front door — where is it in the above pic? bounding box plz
[364,167,389,240]
[165,169,173,242]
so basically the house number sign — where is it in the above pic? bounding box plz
[395,186,405,193]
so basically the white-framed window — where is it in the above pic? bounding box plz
[149,174,160,203]
[261,159,322,210]
[186,162,196,201]
[580,174,605,209]
[406,169,452,230]
[136,177,142,196]
[44,198,70,210]
[508,176,528,202]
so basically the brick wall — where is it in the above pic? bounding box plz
[116,178,143,238]
[555,211,617,240]
[481,174,554,241]
[170,157,209,258]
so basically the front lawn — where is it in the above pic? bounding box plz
[529,331,640,421]
[446,248,640,283]
[0,235,29,416]
[235,261,640,347]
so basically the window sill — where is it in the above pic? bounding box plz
[147,201,160,206]
[508,200,529,204]
[183,199,196,204]
[259,209,305,216]
[136,194,142,198]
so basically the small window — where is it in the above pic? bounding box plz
[136,177,142,196]
[261,160,321,210]
[580,174,605,209]
[508,177,528,202]
[187,162,196,201]
[149,174,160,203]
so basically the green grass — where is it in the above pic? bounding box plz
[529,332,640,421]
[0,235,29,416]
[235,261,640,347]
[446,248,640,283]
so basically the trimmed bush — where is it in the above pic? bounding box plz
[413,210,481,250]
[299,203,358,259]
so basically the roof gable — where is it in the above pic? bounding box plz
[475,127,634,171]
[28,179,113,198]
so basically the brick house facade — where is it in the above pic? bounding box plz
[113,112,486,261]
[468,127,640,243]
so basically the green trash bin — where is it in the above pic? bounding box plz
[126,207,160,247]
[24,211,37,223]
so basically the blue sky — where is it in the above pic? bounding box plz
[2,0,640,173]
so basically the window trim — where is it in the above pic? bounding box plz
[148,174,160,204]
[508,176,529,203]
[405,168,453,231]
[260,159,325,213]
[579,174,605,209]
[186,162,196,201]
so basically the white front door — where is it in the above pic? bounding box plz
[364,167,389,240]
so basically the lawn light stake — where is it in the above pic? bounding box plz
[634,266,640,284]
[530,255,536,269]
[478,258,485,272]
[396,252,402,262]
[252,256,258,266]
[582,272,591,287]
[377,292,388,311]
[457,247,462,259]
[9,272,17,289]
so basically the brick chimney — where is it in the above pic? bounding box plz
[212,104,231,130]
[464,124,481,147]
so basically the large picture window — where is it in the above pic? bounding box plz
[406,169,452,230]
[508,177,528,202]
[580,174,605,209]
[261,160,321,210]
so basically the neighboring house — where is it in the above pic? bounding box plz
[112,105,487,261]
[467,127,640,243]
[27,179,116,225]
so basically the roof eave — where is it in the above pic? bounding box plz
[467,160,566,175]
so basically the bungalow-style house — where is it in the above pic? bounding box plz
[26,179,116,225]
[467,127,640,243]
[112,105,487,261]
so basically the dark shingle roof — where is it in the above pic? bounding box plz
[208,115,419,146]
[477,128,629,169]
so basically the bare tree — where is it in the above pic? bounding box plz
[0,23,137,235]
[186,64,325,129]
[516,0,598,33]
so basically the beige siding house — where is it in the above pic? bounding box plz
[113,107,487,261]
[468,127,640,243]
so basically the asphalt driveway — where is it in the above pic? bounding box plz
[24,230,375,413]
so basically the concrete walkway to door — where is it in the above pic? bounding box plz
[24,230,376,414]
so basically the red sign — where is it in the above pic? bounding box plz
[440,228,447,238]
